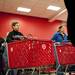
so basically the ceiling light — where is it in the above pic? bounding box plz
[47,5,61,11]
[17,7,31,13]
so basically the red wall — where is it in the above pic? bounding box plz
[0,12,63,40]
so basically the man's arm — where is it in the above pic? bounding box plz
[6,32,13,43]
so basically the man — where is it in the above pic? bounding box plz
[64,0,75,46]
[6,22,26,43]
[6,22,26,75]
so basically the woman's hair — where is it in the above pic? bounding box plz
[58,26,63,32]
[59,26,63,29]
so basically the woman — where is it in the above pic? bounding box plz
[52,25,68,43]
[52,25,68,75]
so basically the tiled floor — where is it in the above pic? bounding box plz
[15,72,69,75]
[6,70,72,75]
[6,71,71,75]
[22,73,69,75]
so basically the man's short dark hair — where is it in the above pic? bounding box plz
[12,22,18,27]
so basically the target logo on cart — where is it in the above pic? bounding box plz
[42,44,46,50]
[10,47,14,52]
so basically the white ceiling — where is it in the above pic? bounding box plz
[0,0,67,21]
